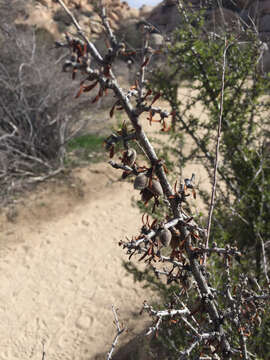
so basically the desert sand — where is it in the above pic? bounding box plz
[0,162,154,360]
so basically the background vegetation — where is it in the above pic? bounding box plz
[1,0,270,358]
[138,5,270,359]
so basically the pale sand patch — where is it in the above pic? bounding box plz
[0,163,152,360]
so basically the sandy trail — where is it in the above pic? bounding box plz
[0,163,152,360]
[0,90,210,360]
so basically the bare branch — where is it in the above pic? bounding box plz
[53,2,270,359]
[57,0,103,64]
[107,305,126,360]
[204,39,230,263]
[258,233,269,284]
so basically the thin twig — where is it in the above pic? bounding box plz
[57,0,103,64]
[204,39,229,264]
[107,305,126,360]
[122,217,183,248]
[100,6,117,48]
[259,232,270,285]
[138,32,149,101]
[41,341,46,360]
[258,164,269,284]
[239,327,249,360]
[108,161,133,173]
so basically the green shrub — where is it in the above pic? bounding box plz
[149,4,270,358]
[67,134,105,163]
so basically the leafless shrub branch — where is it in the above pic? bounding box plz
[106,305,126,360]
[205,38,229,262]
[0,12,91,199]
[55,1,270,358]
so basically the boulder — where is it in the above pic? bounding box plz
[11,0,270,68]
[248,0,270,19]
[259,14,270,32]
[204,8,242,33]
[182,0,203,5]
[128,8,140,18]
[164,0,177,5]
[146,2,182,33]
[236,0,252,9]
[139,5,154,17]
[261,49,270,73]
[149,33,164,48]
[15,0,141,40]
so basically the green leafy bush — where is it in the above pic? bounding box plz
[149,4,270,358]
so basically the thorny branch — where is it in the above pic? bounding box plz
[56,1,270,358]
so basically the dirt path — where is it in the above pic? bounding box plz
[0,90,211,360]
[0,163,152,360]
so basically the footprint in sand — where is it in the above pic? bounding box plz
[75,313,94,331]
[57,328,84,356]
[58,333,70,349]
[54,312,66,322]
[0,350,10,360]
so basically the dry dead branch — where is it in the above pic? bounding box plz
[55,1,270,358]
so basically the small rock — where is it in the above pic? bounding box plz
[81,220,89,226]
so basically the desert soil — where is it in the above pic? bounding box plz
[0,162,155,360]
[0,90,210,360]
